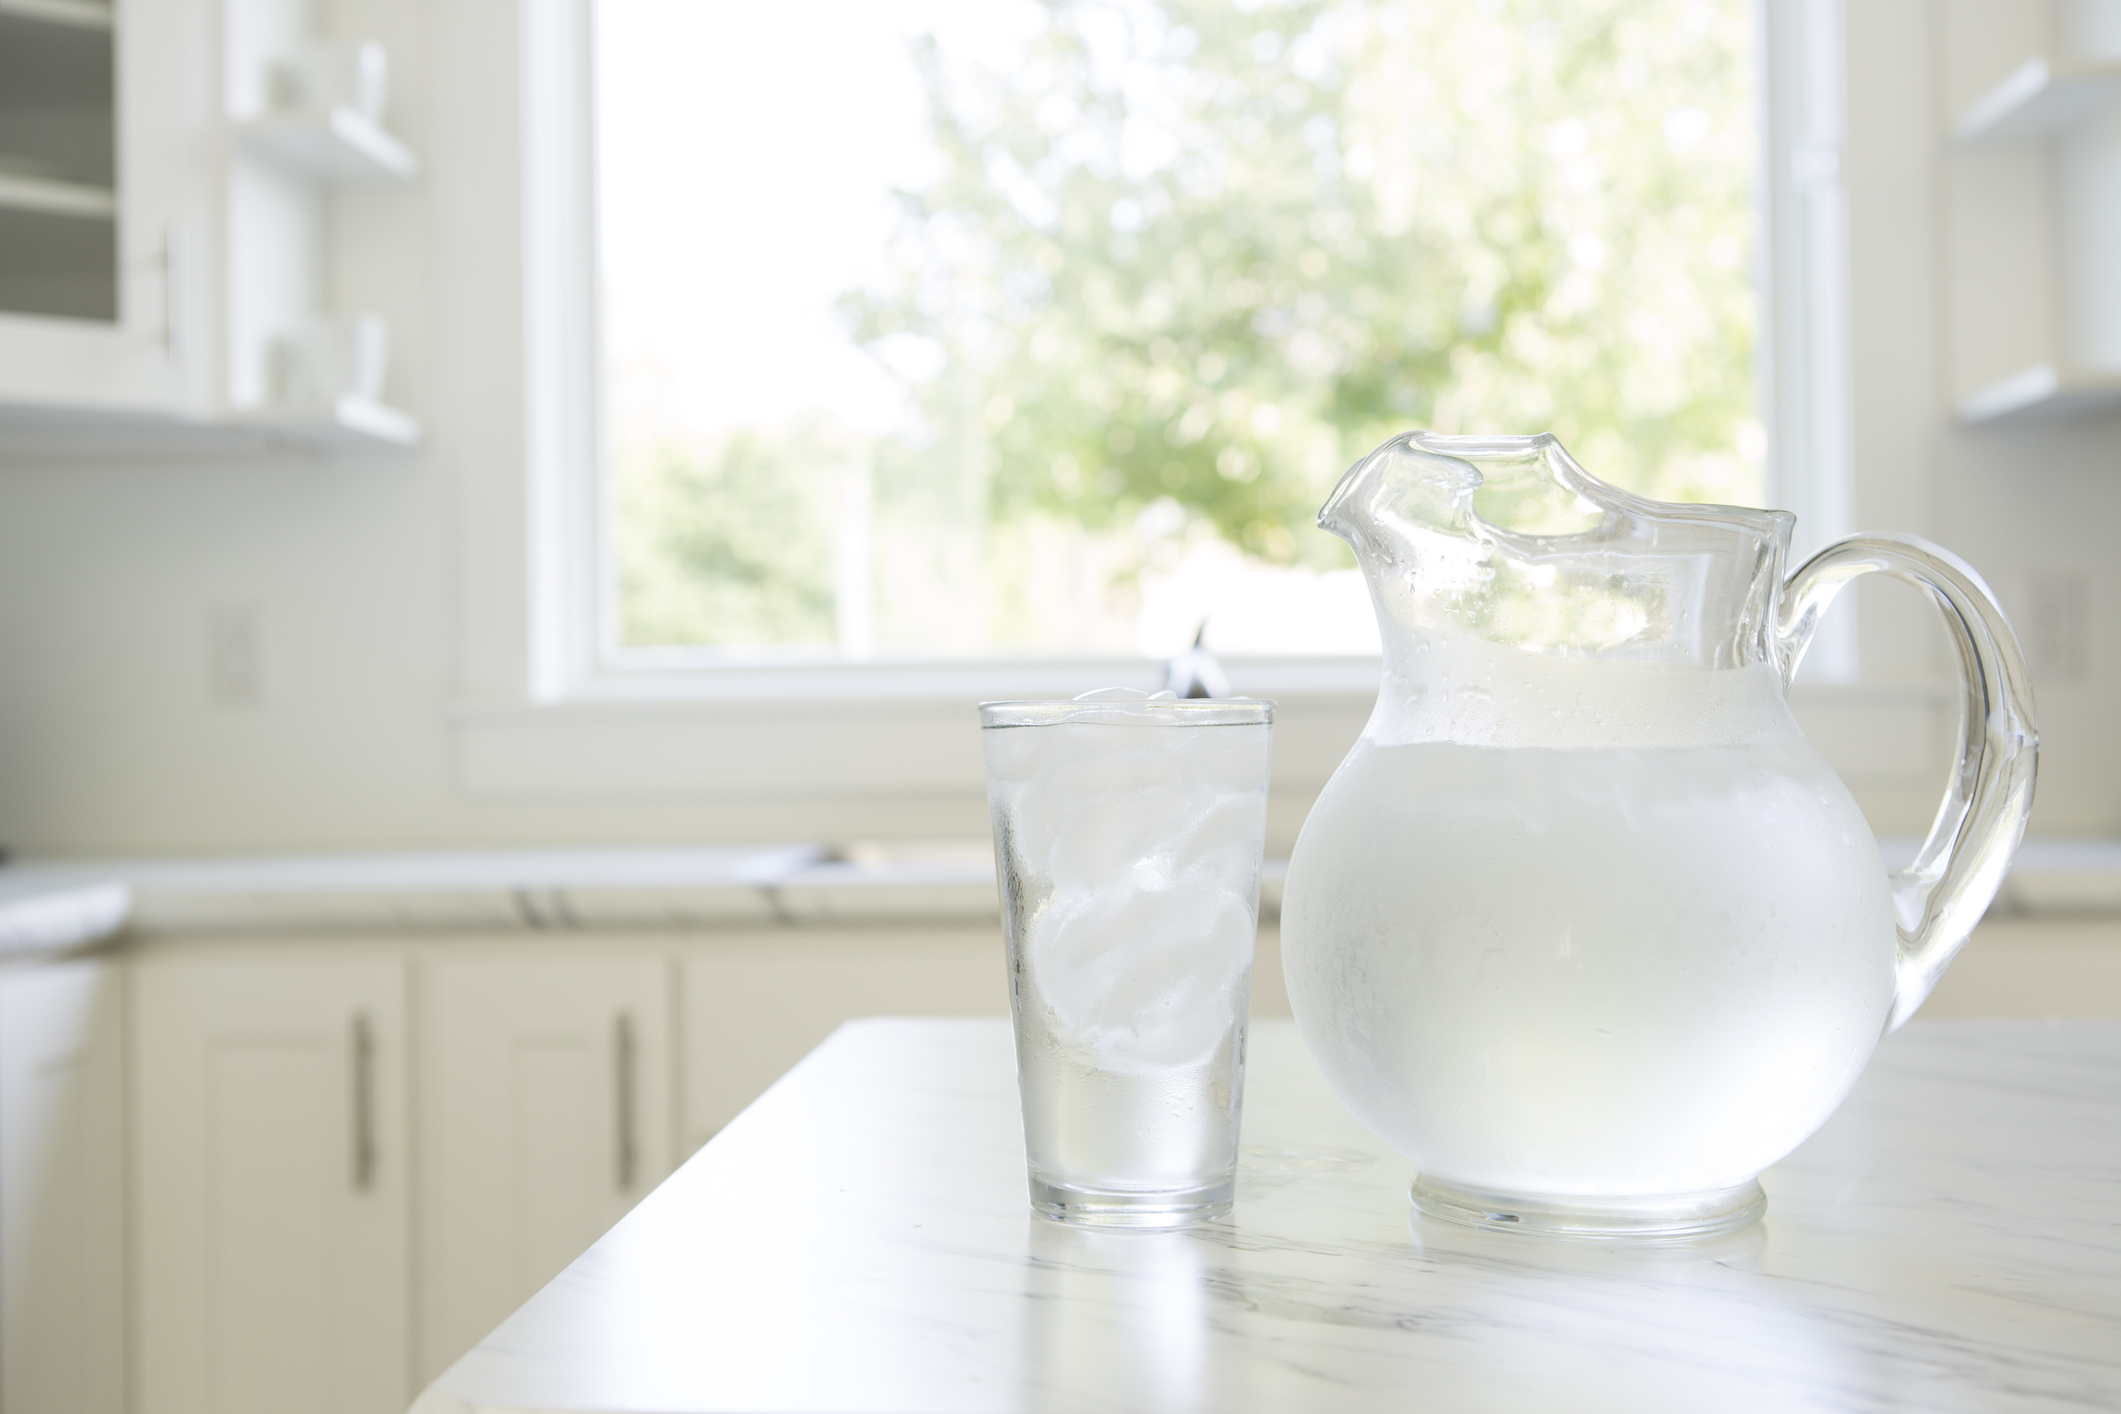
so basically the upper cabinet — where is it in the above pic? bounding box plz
[0,0,422,456]
[0,0,191,417]
[1946,0,2121,424]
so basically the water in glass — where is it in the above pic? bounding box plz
[982,692,1273,1226]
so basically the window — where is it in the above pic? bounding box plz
[590,0,1763,672]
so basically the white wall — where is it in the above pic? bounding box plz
[1834,0,2121,839]
[0,0,2114,858]
[1924,0,2121,839]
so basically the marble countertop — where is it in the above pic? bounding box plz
[414,1016,2121,1414]
[0,844,1006,934]
[0,837,2113,938]
[0,874,130,960]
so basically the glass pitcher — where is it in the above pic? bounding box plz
[1281,432,2036,1239]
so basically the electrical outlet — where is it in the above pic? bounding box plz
[2020,570,2088,685]
[206,602,263,708]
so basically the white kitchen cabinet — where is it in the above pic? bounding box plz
[419,953,675,1383]
[119,927,1012,1393]
[680,928,1005,1149]
[133,952,411,1414]
[0,0,422,450]
[0,957,125,1414]
[0,0,198,416]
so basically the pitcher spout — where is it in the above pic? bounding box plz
[1320,429,1793,675]
[1317,430,1494,562]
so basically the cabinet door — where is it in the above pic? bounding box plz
[681,928,1005,1147]
[0,0,195,414]
[420,956,674,1382]
[0,958,125,1414]
[134,955,411,1414]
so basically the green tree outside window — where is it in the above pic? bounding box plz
[615,0,1758,654]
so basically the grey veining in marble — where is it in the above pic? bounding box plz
[417,1017,2121,1414]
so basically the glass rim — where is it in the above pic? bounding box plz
[978,697,1274,728]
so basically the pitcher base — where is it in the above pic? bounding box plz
[1410,1175,1766,1240]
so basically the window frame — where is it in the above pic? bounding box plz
[450,0,1932,808]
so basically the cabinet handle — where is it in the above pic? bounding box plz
[160,228,184,363]
[614,1013,637,1191]
[350,1013,377,1191]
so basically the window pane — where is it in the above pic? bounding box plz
[597,0,1760,661]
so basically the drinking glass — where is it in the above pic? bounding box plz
[980,691,1274,1226]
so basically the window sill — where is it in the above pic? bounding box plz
[451,662,1948,804]
[551,654,1392,703]
[453,661,1382,800]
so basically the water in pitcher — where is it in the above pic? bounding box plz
[985,712,1271,1209]
[1283,671,1899,1200]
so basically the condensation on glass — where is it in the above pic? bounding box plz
[981,691,1274,1226]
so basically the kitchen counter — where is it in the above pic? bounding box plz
[0,836,2115,937]
[0,844,997,933]
[411,1016,2121,1414]
[0,874,129,960]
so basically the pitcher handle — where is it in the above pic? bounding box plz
[1774,535,2039,1031]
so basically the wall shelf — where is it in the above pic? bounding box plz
[232,394,420,450]
[0,396,420,461]
[1955,57,2121,142]
[1945,5,2121,430]
[235,107,417,182]
[0,170,115,218]
[1958,363,2121,425]
[217,25,420,440]
[0,0,110,29]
